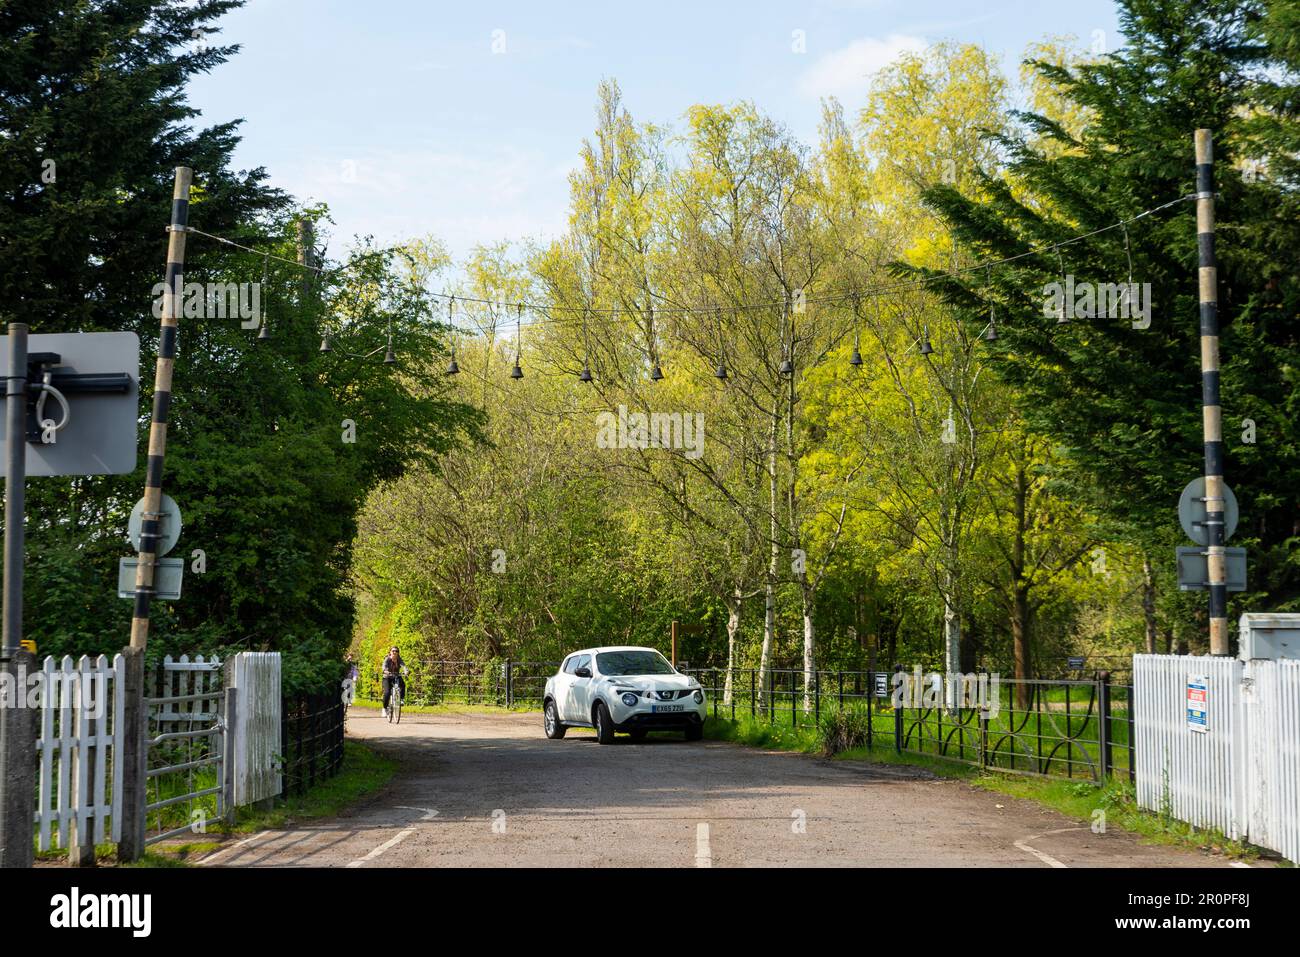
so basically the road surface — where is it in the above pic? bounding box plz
[201,707,1239,868]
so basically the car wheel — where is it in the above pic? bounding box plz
[543,699,567,739]
[629,729,647,742]
[594,701,615,744]
[685,721,703,741]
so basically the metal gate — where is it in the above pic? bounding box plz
[144,654,225,845]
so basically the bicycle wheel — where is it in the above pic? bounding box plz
[393,689,402,724]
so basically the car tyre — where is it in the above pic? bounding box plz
[684,721,703,742]
[544,699,567,739]
[594,701,615,744]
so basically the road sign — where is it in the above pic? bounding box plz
[1067,656,1086,670]
[0,332,138,477]
[1178,477,1238,546]
[1186,674,1208,733]
[128,494,182,557]
[1176,546,1247,591]
[117,558,184,601]
[873,671,889,698]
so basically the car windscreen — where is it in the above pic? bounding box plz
[596,651,675,676]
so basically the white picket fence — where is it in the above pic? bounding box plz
[35,654,125,852]
[1134,654,1300,863]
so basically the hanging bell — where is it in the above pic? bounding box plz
[650,364,663,382]
[318,334,331,353]
[779,357,794,376]
[714,362,728,380]
[849,348,862,367]
[383,345,397,365]
[919,337,933,355]
[445,356,460,375]
[510,359,524,379]
[579,363,593,383]
[257,321,271,342]
[984,321,999,342]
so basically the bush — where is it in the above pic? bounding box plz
[816,703,874,756]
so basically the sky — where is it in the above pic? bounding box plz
[186,0,1122,264]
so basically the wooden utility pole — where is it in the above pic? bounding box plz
[1194,131,1229,656]
[119,166,192,861]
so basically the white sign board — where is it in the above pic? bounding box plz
[1186,674,1208,733]
[0,331,139,476]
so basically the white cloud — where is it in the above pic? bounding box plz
[798,34,928,104]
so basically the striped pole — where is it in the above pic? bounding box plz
[1194,131,1229,656]
[129,166,191,652]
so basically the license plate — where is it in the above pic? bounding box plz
[652,704,684,713]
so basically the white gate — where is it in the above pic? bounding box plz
[225,652,282,805]
[34,654,125,853]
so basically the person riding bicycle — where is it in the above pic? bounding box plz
[381,646,407,717]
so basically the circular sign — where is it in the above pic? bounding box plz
[128,494,182,557]
[1178,478,1238,546]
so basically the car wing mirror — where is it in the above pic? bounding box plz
[575,667,592,678]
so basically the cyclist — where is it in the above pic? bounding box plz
[381,646,407,717]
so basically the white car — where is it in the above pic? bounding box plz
[543,646,707,743]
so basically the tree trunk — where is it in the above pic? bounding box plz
[1011,585,1031,710]
[942,566,961,713]
[801,581,814,713]
[1142,556,1158,654]
[723,589,741,705]
[757,406,779,708]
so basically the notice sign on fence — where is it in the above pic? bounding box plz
[1186,674,1209,733]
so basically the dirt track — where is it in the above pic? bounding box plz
[200,707,1240,868]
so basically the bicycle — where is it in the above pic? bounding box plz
[383,667,407,724]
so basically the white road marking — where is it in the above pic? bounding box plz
[695,822,712,868]
[347,828,415,867]
[345,807,440,867]
[1013,826,1083,868]
[199,829,283,866]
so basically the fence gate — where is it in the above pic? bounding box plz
[144,654,225,845]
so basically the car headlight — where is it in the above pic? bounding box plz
[621,692,639,707]
[693,690,704,704]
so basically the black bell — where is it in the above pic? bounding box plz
[510,360,523,379]
[779,358,794,376]
[714,362,728,380]
[446,357,459,375]
[579,363,593,383]
[318,335,331,353]
[849,348,862,367]
[650,364,663,381]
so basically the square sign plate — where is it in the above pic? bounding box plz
[1176,546,1247,592]
[118,557,184,601]
[0,332,139,477]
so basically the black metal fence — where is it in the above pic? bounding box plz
[280,692,346,797]
[682,666,1134,783]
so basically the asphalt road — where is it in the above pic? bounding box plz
[200,707,1238,868]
